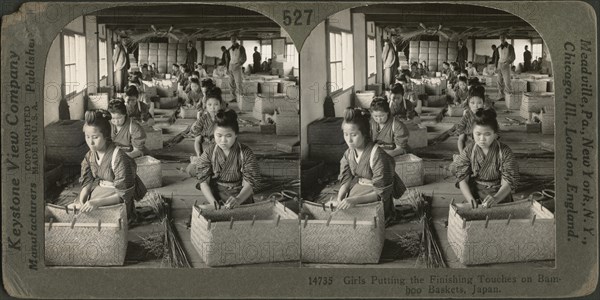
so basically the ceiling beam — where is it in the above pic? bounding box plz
[98,16,276,25]
[93,5,264,16]
[353,4,510,15]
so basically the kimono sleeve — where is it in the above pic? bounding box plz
[454,143,474,188]
[406,99,417,119]
[455,114,469,136]
[241,146,260,188]
[338,150,353,186]
[500,144,519,192]
[130,121,147,151]
[112,151,137,203]
[79,152,94,188]
[189,116,205,137]
[140,102,152,122]
[393,117,410,152]
[195,145,214,184]
[371,149,395,201]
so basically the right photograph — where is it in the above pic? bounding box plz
[299,4,555,268]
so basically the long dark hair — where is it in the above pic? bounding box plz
[342,107,371,142]
[215,109,239,134]
[84,109,112,141]
[473,108,499,133]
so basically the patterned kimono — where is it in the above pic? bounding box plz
[370,116,410,155]
[339,142,407,220]
[453,86,469,107]
[80,143,146,217]
[190,112,216,144]
[455,109,477,146]
[453,140,519,204]
[111,117,147,154]
[390,97,417,120]
[185,89,203,109]
[127,101,152,123]
[196,142,261,205]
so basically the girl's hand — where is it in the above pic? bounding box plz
[482,195,496,208]
[224,196,239,209]
[80,200,98,213]
[337,198,355,210]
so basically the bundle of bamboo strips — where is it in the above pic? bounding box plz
[406,190,447,268]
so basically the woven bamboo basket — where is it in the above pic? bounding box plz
[307,117,345,145]
[87,93,110,110]
[275,111,299,136]
[527,79,551,92]
[541,107,555,135]
[46,143,88,165]
[355,90,376,109]
[135,156,162,188]
[505,93,523,110]
[154,79,177,97]
[520,92,554,119]
[239,94,256,111]
[259,81,279,95]
[394,154,424,187]
[410,80,426,96]
[309,143,348,164]
[144,126,163,150]
[280,80,296,94]
[300,201,385,264]
[423,78,446,95]
[447,200,555,265]
[242,81,260,95]
[190,201,300,266]
[408,124,428,149]
[45,203,128,266]
[159,97,179,109]
[511,79,528,93]
[179,107,197,119]
[45,120,86,147]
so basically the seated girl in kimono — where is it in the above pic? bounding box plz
[185,78,203,108]
[124,85,154,126]
[453,108,519,208]
[108,99,147,159]
[369,97,411,157]
[388,83,419,122]
[190,87,226,157]
[456,85,486,153]
[335,108,407,223]
[76,110,147,219]
[452,76,469,107]
[195,109,261,209]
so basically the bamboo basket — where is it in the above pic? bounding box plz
[46,143,88,165]
[45,203,128,266]
[408,124,428,149]
[505,93,523,110]
[87,93,110,110]
[242,81,260,95]
[154,79,177,97]
[447,200,555,265]
[45,120,86,147]
[239,94,256,111]
[446,105,465,117]
[300,201,385,264]
[541,106,555,135]
[355,90,376,109]
[527,79,551,92]
[190,201,300,266]
[259,81,279,95]
[423,77,446,95]
[410,80,426,96]
[135,156,162,188]
[144,126,163,150]
[394,154,424,187]
[511,79,528,93]
[520,92,554,119]
[275,111,299,136]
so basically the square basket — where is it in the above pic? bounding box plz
[394,154,425,187]
[300,201,385,264]
[190,201,300,266]
[45,203,128,266]
[447,200,555,265]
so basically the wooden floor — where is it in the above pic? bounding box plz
[48,90,555,269]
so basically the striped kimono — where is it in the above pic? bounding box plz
[370,116,410,155]
[111,117,147,154]
[196,142,261,205]
[339,142,407,220]
[454,140,519,204]
[127,101,152,123]
[80,143,146,217]
[190,112,216,144]
[390,97,418,120]
[455,109,476,142]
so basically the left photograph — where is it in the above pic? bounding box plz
[43,4,300,268]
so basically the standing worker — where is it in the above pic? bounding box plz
[523,45,532,72]
[252,46,262,74]
[228,35,247,102]
[113,38,130,93]
[382,38,398,90]
[220,46,230,70]
[496,34,515,101]
[186,41,198,71]
[456,39,468,71]
[490,45,499,68]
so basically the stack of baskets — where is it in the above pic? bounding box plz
[307,117,348,164]
[45,203,128,266]
[447,200,555,265]
[300,201,385,264]
[541,105,555,135]
[190,201,299,266]
[520,92,555,120]
[45,120,88,165]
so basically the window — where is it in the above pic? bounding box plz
[329,31,353,92]
[98,39,107,80]
[512,39,532,67]
[285,44,298,67]
[261,44,272,62]
[63,33,87,96]
[532,43,543,61]
[367,37,376,76]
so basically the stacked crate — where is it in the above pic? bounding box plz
[408,41,419,64]
[177,43,187,65]
[167,43,177,70]
[129,54,138,71]
[427,41,438,72]
[418,41,429,66]
[157,43,168,73]
[437,41,448,70]
[138,43,149,66]
[148,43,159,71]
[398,51,409,70]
